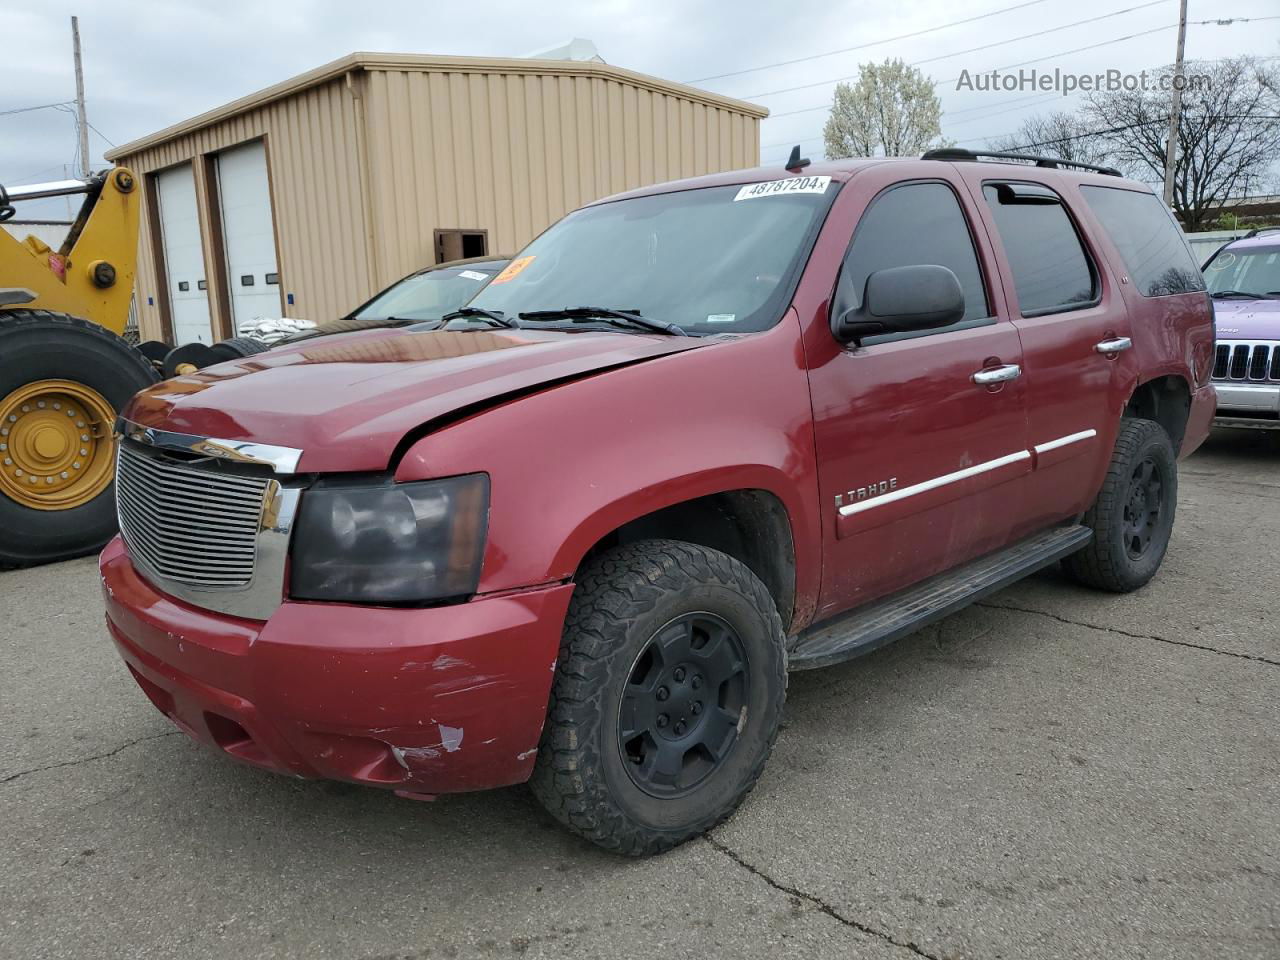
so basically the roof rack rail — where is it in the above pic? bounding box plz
[1243,226,1280,239]
[921,147,1122,178]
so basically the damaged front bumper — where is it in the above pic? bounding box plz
[100,536,574,794]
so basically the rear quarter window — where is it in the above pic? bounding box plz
[1080,185,1205,297]
[982,184,1097,316]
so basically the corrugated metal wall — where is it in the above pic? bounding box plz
[112,58,763,342]
[362,69,759,286]
[118,77,367,341]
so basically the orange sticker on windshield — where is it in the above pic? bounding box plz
[491,255,535,284]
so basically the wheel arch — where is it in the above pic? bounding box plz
[1124,373,1192,454]
[563,480,800,631]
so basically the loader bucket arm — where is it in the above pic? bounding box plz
[0,167,140,337]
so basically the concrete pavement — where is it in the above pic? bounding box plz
[2,428,1276,959]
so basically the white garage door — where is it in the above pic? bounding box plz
[216,141,281,329]
[155,163,213,345]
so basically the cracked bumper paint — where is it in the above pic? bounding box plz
[100,537,575,794]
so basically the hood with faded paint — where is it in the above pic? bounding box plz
[1214,298,1280,341]
[123,327,711,472]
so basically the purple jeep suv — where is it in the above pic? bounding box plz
[1204,227,1280,429]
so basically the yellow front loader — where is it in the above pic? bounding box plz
[0,167,160,566]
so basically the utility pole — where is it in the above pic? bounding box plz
[71,16,91,180]
[1161,0,1188,207]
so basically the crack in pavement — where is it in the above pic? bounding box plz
[1,730,182,784]
[705,835,945,960]
[977,602,1280,667]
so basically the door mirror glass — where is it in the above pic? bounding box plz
[832,264,965,343]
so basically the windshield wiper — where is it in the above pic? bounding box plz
[1210,290,1263,299]
[517,306,687,336]
[441,307,521,328]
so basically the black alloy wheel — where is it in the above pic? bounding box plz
[618,612,749,798]
[530,539,787,856]
[1123,456,1165,559]
[1062,417,1178,593]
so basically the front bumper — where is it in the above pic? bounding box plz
[100,537,575,794]
[1213,381,1280,429]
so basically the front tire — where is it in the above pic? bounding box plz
[1062,418,1178,593]
[530,540,787,856]
[0,310,158,566]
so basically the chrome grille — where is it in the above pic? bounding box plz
[115,441,270,588]
[1211,341,1280,383]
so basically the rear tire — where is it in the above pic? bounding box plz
[1062,418,1177,593]
[0,310,158,566]
[209,336,270,362]
[530,540,787,856]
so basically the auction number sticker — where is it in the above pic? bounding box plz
[734,176,831,201]
[490,255,536,284]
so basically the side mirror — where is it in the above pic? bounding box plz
[832,264,965,343]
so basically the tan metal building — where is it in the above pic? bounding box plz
[105,52,767,345]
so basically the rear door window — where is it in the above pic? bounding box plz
[1080,186,1205,296]
[982,184,1097,316]
[838,181,990,327]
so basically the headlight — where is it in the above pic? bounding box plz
[289,474,489,603]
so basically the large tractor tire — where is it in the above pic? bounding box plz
[0,310,158,567]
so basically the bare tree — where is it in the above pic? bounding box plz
[986,110,1116,168]
[1083,57,1280,230]
[823,59,946,158]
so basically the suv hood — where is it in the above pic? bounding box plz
[123,328,710,472]
[1214,298,1280,340]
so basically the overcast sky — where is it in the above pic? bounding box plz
[4,0,1278,219]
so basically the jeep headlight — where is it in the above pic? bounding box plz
[289,474,489,603]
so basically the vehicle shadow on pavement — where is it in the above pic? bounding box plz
[1194,426,1280,461]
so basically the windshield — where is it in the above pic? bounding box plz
[1203,246,1280,298]
[352,262,506,323]
[469,180,836,334]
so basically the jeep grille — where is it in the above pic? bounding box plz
[1212,341,1280,383]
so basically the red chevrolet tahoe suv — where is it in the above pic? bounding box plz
[101,150,1216,855]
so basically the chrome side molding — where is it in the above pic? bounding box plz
[116,418,303,473]
[1033,429,1098,454]
[838,450,1031,517]
[838,427,1101,518]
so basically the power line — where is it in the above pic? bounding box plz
[915,0,1169,68]
[763,24,1280,122]
[954,120,1154,147]
[761,30,1176,151]
[770,25,1177,146]
[0,162,74,184]
[0,100,76,118]
[934,17,1280,87]
[946,91,1066,118]
[946,94,1066,127]
[86,121,115,147]
[767,89,1058,122]
[764,93,1064,149]
[947,41,1280,144]
[744,2,1170,99]
[685,0,1054,85]
[969,113,1280,149]
[764,48,1280,163]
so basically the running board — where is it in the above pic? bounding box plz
[789,525,1093,671]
